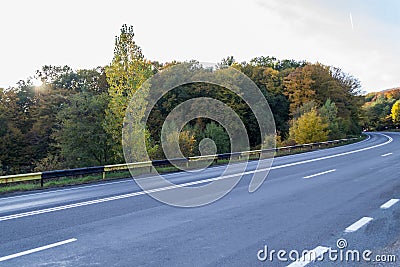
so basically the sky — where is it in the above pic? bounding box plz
[0,0,399,93]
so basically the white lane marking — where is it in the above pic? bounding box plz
[303,169,336,179]
[270,133,392,171]
[381,153,393,157]
[380,199,399,209]
[0,238,77,262]
[0,170,264,221]
[0,165,217,201]
[344,217,373,233]
[0,159,241,201]
[0,133,376,201]
[0,134,392,221]
[286,246,330,267]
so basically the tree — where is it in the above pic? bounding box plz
[391,100,400,124]
[53,92,114,168]
[218,56,235,68]
[319,99,343,139]
[239,62,290,138]
[163,130,196,158]
[362,96,395,130]
[283,65,316,115]
[289,109,329,144]
[36,65,109,94]
[0,88,31,174]
[250,56,277,68]
[104,24,154,161]
[202,122,230,154]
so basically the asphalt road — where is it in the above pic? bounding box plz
[0,132,399,266]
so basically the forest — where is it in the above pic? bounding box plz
[1,24,396,175]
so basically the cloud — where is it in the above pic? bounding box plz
[254,0,400,91]
[0,0,398,92]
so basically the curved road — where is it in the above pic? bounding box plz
[0,132,399,266]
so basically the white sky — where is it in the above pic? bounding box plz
[0,0,399,92]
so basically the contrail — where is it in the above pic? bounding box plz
[350,12,354,30]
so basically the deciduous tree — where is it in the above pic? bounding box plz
[289,109,329,144]
[391,100,400,124]
[104,24,154,161]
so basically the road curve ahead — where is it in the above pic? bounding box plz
[0,132,399,266]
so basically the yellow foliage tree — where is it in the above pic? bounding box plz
[391,100,400,123]
[179,131,196,157]
[283,65,315,115]
[289,109,329,144]
[164,130,196,158]
[104,25,154,161]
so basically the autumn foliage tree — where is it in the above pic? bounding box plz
[104,24,154,161]
[0,25,368,175]
[391,100,400,124]
[284,65,315,115]
[289,108,329,144]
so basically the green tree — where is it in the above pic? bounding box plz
[319,99,343,139]
[36,65,109,94]
[202,122,230,154]
[391,100,400,124]
[362,96,395,130]
[0,89,27,174]
[238,62,290,139]
[104,24,154,161]
[53,92,113,168]
[289,109,329,144]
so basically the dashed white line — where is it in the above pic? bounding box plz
[345,217,373,233]
[381,153,393,157]
[380,199,399,209]
[286,246,330,267]
[0,238,77,262]
[303,169,336,179]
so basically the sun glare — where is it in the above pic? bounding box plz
[32,78,42,87]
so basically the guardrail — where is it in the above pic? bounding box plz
[0,138,359,187]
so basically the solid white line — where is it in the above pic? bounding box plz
[0,238,77,262]
[303,169,336,179]
[345,217,373,233]
[381,153,393,157]
[380,199,399,209]
[0,134,393,221]
[270,133,392,171]
[0,159,240,201]
[0,166,207,201]
[0,133,376,201]
[286,246,330,267]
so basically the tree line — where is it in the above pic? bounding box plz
[361,88,400,131]
[0,25,366,175]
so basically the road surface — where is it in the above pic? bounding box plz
[0,132,399,266]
